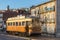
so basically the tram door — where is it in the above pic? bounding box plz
[25,21,32,36]
[26,21,29,33]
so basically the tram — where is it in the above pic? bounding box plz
[6,15,41,36]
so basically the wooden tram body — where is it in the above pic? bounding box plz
[6,16,41,36]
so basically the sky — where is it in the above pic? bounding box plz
[0,0,49,10]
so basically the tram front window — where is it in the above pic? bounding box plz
[26,21,31,26]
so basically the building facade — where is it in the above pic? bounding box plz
[30,6,40,17]
[30,0,60,37]
[39,0,56,34]
[0,13,3,28]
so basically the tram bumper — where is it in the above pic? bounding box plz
[31,27,41,34]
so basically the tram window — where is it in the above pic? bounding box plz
[13,22,15,26]
[19,22,21,26]
[8,23,10,26]
[16,22,18,26]
[26,21,31,25]
[10,22,12,26]
[22,21,25,26]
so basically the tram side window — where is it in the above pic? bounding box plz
[10,22,12,26]
[19,22,21,26]
[22,21,25,26]
[8,23,10,26]
[13,22,15,26]
[16,22,18,26]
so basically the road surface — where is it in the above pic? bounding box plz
[0,31,60,40]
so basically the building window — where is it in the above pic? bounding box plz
[31,10,36,16]
[0,14,3,17]
[38,10,40,14]
[52,6,55,11]
[0,21,2,23]
[45,7,48,12]
[34,11,36,16]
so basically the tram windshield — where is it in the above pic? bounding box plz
[26,21,32,26]
[32,18,40,27]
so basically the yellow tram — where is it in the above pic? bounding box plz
[6,15,41,36]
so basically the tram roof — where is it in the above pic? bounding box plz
[7,15,32,21]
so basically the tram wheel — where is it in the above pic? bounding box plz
[11,32,15,35]
[6,31,11,34]
[6,31,9,34]
[18,32,29,37]
[25,32,30,37]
